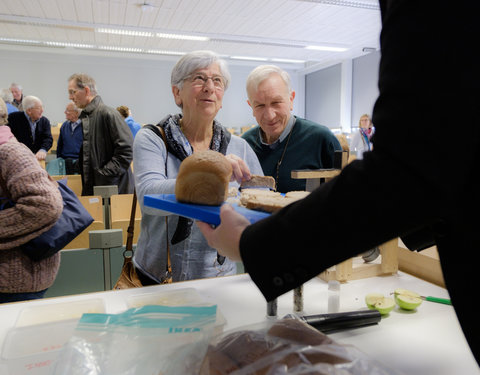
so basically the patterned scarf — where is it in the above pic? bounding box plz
[157,114,231,244]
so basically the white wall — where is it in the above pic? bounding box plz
[351,51,380,127]
[303,51,380,133]
[0,47,302,128]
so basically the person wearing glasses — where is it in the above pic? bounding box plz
[241,65,341,193]
[132,50,263,285]
[67,73,134,195]
[350,114,374,159]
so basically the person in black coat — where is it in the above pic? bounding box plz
[7,96,53,161]
[198,0,480,367]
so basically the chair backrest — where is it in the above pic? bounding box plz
[78,195,103,221]
[51,174,82,196]
[110,194,141,221]
[63,195,104,250]
[110,193,142,245]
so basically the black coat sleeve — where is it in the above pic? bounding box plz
[240,0,480,302]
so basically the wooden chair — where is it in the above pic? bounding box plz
[51,174,82,196]
[50,125,61,154]
[63,195,105,250]
[110,193,142,245]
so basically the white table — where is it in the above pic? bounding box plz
[0,272,477,375]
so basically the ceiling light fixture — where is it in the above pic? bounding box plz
[271,58,306,64]
[295,0,379,10]
[305,45,348,52]
[156,33,209,41]
[140,3,156,12]
[230,56,269,61]
[96,28,153,37]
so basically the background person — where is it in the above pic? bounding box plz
[57,101,83,174]
[0,98,63,303]
[9,83,24,111]
[198,0,480,366]
[350,114,374,159]
[117,105,141,138]
[241,65,341,193]
[68,73,134,195]
[7,95,53,161]
[0,89,19,114]
[133,50,263,285]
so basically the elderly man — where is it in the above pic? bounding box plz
[7,96,53,161]
[9,83,24,111]
[57,102,83,174]
[67,73,134,195]
[241,65,341,193]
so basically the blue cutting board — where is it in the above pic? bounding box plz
[143,194,271,226]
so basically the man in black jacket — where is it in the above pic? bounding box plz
[67,73,134,195]
[199,0,480,367]
[7,96,52,161]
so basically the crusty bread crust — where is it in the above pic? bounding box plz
[240,175,276,190]
[175,150,232,206]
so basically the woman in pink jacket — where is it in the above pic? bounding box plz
[0,98,63,303]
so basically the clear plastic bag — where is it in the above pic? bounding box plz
[52,305,217,375]
[200,317,404,375]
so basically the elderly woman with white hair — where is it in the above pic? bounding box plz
[0,98,63,303]
[7,95,53,160]
[133,50,263,284]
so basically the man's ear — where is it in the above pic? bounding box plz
[172,86,182,107]
[247,99,252,109]
[289,90,296,111]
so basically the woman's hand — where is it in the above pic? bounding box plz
[225,154,251,184]
[196,204,250,262]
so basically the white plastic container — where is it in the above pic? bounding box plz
[15,298,105,327]
[1,319,77,375]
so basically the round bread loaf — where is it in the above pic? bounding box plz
[175,150,232,206]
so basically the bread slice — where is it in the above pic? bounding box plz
[240,175,276,190]
[240,190,310,213]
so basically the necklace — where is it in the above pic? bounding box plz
[275,127,294,190]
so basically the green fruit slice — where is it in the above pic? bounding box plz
[365,293,395,315]
[394,288,423,310]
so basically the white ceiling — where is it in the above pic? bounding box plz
[0,0,382,69]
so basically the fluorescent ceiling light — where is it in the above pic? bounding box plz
[230,56,269,61]
[305,45,348,52]
[99,46,143,53]
[0,37,41,44]
[271,58,305,64]
[156,33,209,41]
[45,41,94,49]
[96,28,154,37]
[146,49,185,56]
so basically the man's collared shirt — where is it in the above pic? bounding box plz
[70,119,82,133]
[260,115,296,150]
[24,112,38,142]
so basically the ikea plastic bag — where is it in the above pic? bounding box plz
[52,304,217,375]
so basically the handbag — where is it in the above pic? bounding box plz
[21,179,94,261]
[113,124,172,289]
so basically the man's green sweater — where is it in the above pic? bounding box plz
[242,116,341,193]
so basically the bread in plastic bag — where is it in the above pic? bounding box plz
[200,317,404,375]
